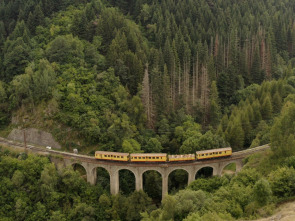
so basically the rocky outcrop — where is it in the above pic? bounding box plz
[8,128,61,149]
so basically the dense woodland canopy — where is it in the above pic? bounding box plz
[1,0,295,220]
[0,0,295,153]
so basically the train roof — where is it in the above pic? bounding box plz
[168,154,195,158]
[95,151,129,156]
[196,147,232,154]
[130,153,166,157]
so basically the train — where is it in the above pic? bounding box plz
[95,147,232,163]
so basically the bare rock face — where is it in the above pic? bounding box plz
[8,128,61,149]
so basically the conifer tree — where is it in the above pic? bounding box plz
[261,96,273,120]
[272,91,282,114]
[209,81,221,128]
[229,118,245,149]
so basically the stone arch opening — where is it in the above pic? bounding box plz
[95,167,110,193]
[168,169,188,194]
[221,163,236,176]
[143,170,162,204]
[195,166,214,179]
[72,163,87,181]
[119,169,135,195]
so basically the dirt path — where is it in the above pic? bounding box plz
[253,201,295,221]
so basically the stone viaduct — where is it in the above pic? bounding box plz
[0,137,270,200]
[50,145,269,200]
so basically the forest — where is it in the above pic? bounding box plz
[1,0,295,220]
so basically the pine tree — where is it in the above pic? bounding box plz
[241,111,253,147]
[272,91,282,113]
[209,81,221,128]
[251,99,262,128]
[229,118,245,150]
[261,96,273,120]
[207,56,216,82]
[251,48,262,84]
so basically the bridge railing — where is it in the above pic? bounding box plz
[0,136,270,160]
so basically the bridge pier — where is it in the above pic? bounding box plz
[49,153,253,201]
[213,167,219,176]
[136,173,143,191]
[188,171,195,186]
[235,160,243,173]
[162,174,168,199]
[110,170,119,195]
[1,137,270,202]
[86,168,97,185]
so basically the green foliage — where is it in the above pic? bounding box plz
[3,37,31,81]
[188,176,226,193]
[122,139,142,153]
[0,152,158,221]
[230,168,261,187]
[1,1,295,219]
[145,138,163,153]
[284,156,295,168]
[126,191,152,221]
[10,59,56,107]
[253,178,272,206]
[268,167,295,198]
[173,189,207,220]
[271,101,295,158]
[46,35,84,65]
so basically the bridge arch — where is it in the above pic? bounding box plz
[91,166,110,192]
[65,161,89,175]
[195,165,217,179]
[168,168,189,194]
[220,160,243,175]
[118,168,136,195]
[71,163,87,181]
[142,169,163,203]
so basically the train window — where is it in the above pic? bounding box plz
[219,152,222,154]
[149,157,151,159]
[135,157,137,159]
[121,156,123,158]
[156,157,159,159]
[206,154,208,156]
[139,157,141,159]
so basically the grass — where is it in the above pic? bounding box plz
[243,149,279,176]
[0,125,15,138]
[223,163,236,171]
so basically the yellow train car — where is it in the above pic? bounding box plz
[196,147,232,160]
[130,153,167,162]
[95,151,129,161]
[168,154,195,162]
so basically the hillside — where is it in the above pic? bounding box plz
[1,0,295,220]
[254,201,295,221]
[0,0,295,154]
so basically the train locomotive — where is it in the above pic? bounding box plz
[95,147,232,163]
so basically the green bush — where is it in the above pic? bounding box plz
[268,167,295,198]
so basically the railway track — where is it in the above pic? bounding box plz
[0,137,270,167]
